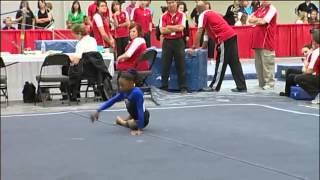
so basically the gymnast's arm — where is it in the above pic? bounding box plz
[97,93,125,112]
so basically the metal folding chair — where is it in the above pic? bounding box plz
[0,57,8,106]
[35,53,70,106]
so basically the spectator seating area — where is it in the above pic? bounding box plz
[0,24,315,58]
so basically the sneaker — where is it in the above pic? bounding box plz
[202,87,214,92]
[262,85,273,90]
[231,88,247,93]
[311,94,320,104]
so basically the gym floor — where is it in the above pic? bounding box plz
[1,80,319,180]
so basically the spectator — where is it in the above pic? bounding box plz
[297,0,318,18]
[46,2,54,29]
[308,9,319,24]
[83,16,91,33]
[35,0,52,29]
[295,11,308,24]
[279,44,313,97]
[160,0,188,93]
[248,1,277,90]
[2,17,16,30]
[190,0,247,93]
[92,1,115,48]
[87,0,110,31]
[294,28,320,100]
[15,0,35,30]
[111,1,130,57]
[125,0,136,17]
[239,0,253,15]
[156,5,168,46]
[224,0,240,26]
[66,0,86,29]
[190,1,200,26]
[145,0,154,17]
[130,1,153,47]
[251,0,260,12]
[116,22,149,71]
[177,1,190,47]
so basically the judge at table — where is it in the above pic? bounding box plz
[61,24,98,101]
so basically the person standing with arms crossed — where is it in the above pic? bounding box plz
[248,0,277,90]
[160,0,188,93]
[190,0,247,92]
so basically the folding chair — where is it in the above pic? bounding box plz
[0,57,8,106]
[36,53,70,106]
[135,48,158,93]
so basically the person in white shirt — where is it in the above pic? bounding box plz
[69,24,98,64]
[63,24,98,101]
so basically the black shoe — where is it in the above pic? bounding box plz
[70,98,80,102]
[231,88,247,93]
[180,89,188,94]
[279,92,288,96]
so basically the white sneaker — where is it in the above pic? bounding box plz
[311,94,320,104]
[262,85,274,90]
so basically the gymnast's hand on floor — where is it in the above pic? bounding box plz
[130,129,143,136]
[90,111,100,123]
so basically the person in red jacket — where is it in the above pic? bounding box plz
[248,0,277,90]
[189,0,247,92]
[92,1,115,48]
[111,1,130,57]
[130,1,153,47]
[116,22,149,71]
[87,0,110,28]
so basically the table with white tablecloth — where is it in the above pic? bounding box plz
[1,52,114,101]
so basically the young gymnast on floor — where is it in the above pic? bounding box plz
[90,70,150,136]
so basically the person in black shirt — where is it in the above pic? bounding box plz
[224,0,240,26]
[297,0,318,17]
[35,0,52,29]
[2,17,16,30]
[15,0,35,30]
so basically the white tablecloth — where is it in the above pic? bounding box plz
[1,52,114,101]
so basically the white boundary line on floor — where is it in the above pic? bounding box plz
[1,103,319,118]
[298,105,320,109]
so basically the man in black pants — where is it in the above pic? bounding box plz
[160,0,187,93]
[190,0,247,92]
[295,28,320,100]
